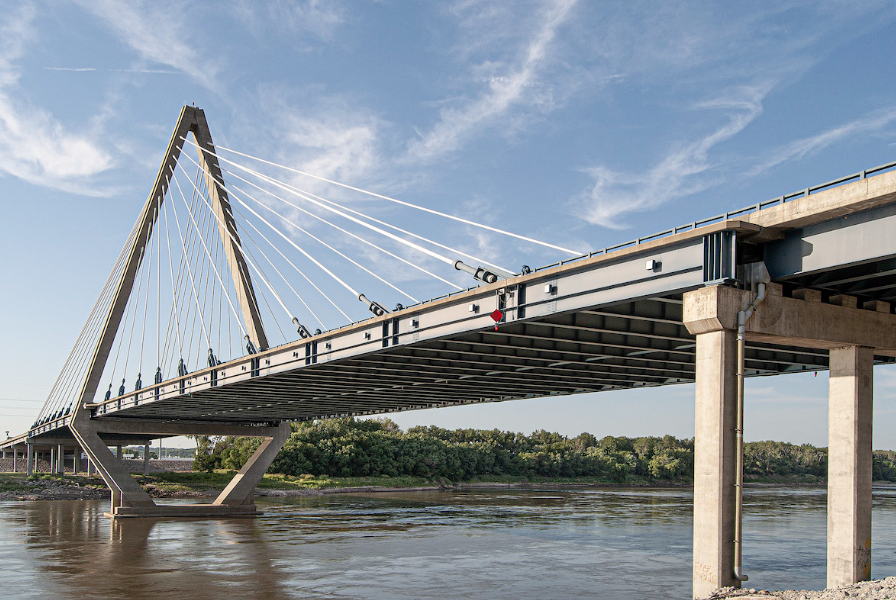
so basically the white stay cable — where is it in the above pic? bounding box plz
[202,140,583,256]
[156,194,162,370]
[174,163,299,329]
[228,181,419,303]
[170,168,247,338]
[238,240,289,344]
[41,222,136,416]
[271,181,512,276]
[163,199,195,354]
[229,175,461,290]
[138,213,157,376]
[168,190,212,351]
[177,161,362,303]
[216,160,456,266]
[181,146,459,270]
[217,160,511,275]
[181,152,445,297]
[171,195,212,356]
[232,205,336,327]
[226,187,359,299]
[234,213,328,328]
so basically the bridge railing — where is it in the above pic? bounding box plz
[526,158,896,275]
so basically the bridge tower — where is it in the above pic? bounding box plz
[67,106,290,518]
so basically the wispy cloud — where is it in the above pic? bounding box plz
[578,83,770,229]
[749,107,896,176]
[45,67,96,72]
[45,67,178,74]
[569,2,896,229]
[72,0,220,90]
[406,0,578,162]
[276,107,381,186]
[231,0,345,42]
[0,7,114,195]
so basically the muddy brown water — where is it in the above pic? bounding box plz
[1,486,895,599]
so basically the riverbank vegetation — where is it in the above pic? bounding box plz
[192,418,896,484]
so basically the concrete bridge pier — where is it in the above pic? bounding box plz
[827,345,873,587]
[689,320,740,597]
[26,443,33,476]
[57,444,64,474]
[684,283,893,599]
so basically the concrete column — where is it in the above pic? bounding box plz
[116,445,122,460]
[49,447,56,474]
[86,456,94,477]
[828,345,874,588]
[143,443,150,475]
[12,447,17,472]
[57,444,64,474]
[692,329,739,599]
[73,447,80,475]
[26,443,33,476]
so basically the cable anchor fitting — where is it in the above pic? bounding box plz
[245,335,258,355]
[454,260,506,284]
[292,317,313,339]
[358,293,390,317]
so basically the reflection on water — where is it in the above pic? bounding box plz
[1,487,894,599]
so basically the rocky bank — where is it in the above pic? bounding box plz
[703,576,896,600]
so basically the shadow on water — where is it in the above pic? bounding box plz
[3,500,292,600]
[0,486,894,599]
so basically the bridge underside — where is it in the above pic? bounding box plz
[80,294,843,425]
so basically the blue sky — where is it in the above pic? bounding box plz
[2,1,896,448]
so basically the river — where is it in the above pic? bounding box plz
[1,486,895,599]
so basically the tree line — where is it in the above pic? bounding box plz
[192,418,896,483]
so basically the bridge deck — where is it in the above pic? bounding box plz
[6,164,896,449]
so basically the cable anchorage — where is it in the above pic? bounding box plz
[453,260,508,284]
[358,293,389,317]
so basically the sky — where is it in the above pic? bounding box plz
[2,0,896,449]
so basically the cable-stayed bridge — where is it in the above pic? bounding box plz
[3,106,896,598]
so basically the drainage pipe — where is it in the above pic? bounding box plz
[734,282,767,582]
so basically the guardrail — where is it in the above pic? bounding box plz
[530,158,896,274]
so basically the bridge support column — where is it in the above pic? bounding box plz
[57,444,65,474]
[692,328,739,598]
[828,345,874,588]
[143,444,150,475]
[26,443,33,476]
[12,446,17,473]
[214,422,291,507]
[73,447,80,475]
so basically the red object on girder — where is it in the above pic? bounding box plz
[490,309,503,330]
